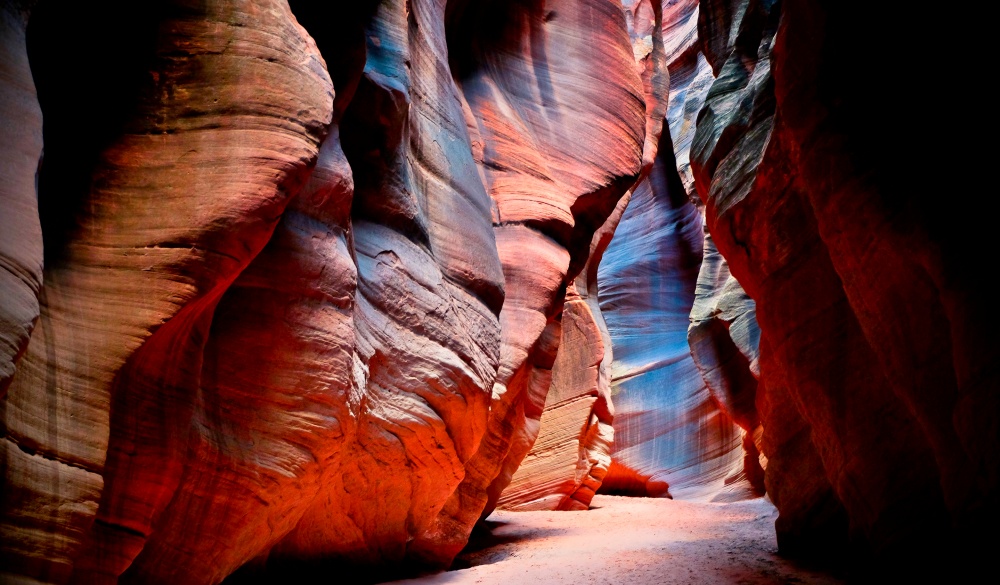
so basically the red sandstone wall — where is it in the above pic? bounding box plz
[690,0,998,570]
[0,1,654,582]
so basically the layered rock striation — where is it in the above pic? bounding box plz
[593,0,754,503]
[689,0,998,572]
[0,1,653,583]
[597,126,746,501]
[496,0,669,512]
[0,0,43,399]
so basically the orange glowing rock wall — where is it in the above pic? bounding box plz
[0,0,654,582]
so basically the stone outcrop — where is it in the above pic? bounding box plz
[592,0,754,503]
[5,0,995,581]
[689,0,998,572]
[4,1,335,582]
[661,0,712,199]
[496,202,622,512]
[0,1,652,583]
[662,0,765,496]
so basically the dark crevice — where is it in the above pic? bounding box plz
[287,1,378,118]
[27,1,161,266]
[445,0,542,82]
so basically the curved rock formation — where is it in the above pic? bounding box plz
[598,125,746,501]
[690,0,998,573]
[6,0,992,581]
[3,1,334,582]
[588,0,758,503]
[495,0,669,513]
[0,1,653,582]
[430,0,647,534]
[661,0,712,199]
[687,224,764,492]
[496,204,621,512]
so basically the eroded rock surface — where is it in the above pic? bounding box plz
[497,205,622,512]
[587,0,758,503]
[4,1,334,582]
[690,0,998,571]
[495,0,668,513]
[687,224,764,492]
[434,0,647,534]
[0,0,42,398]
[0,1,653,583]
[597,124,746,501]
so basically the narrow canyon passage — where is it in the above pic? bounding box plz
[389,496,843,585]
[0,0,994,584]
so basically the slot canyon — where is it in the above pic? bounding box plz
[0,0,995,583]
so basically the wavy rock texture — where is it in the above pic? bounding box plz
[661,0,713,199]
[495,0,669,512]
[2,1,333,583]
[496,204,621,512]
[689,0,849,556]
[432,0,647,538]
[691,0,998,571]
[687,224,764,492]
[0,1,654,583]
[662,0,764,495]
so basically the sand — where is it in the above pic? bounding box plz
[386,495,844,584]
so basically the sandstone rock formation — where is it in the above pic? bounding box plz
[4,1,335,581]
[444,0,649,525]
[495,0,669,513]
[0,1,653,582]
[0,0,42,399]
[659,0,765,496]
[660,0,713,199]
[496,204,622,512]
[687,225,764,492]
[4,0,996,581]
[591,0,755,503]
[689,0,998,572]
[597,126,746,501]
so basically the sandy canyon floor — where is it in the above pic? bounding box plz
[386,495,845,585]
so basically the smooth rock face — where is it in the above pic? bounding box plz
[0,1,652,583]
[690,0,998,568]
[688,0,850,555]
[3,1,334,583]
[497,203,623,512]
[687,224,764,492]
[0,16,48,577]
[661,0,713,199]
[662,0,764,495]
[439,0,646,535]
[597,127,745,501]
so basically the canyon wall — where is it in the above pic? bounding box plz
[690,0,997,572]
[594,0,755,502]
[597,128,748,501]
[3,0,996,581]
[0,0,42,400]
[0,0,651,583]
[496,0,669,512]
